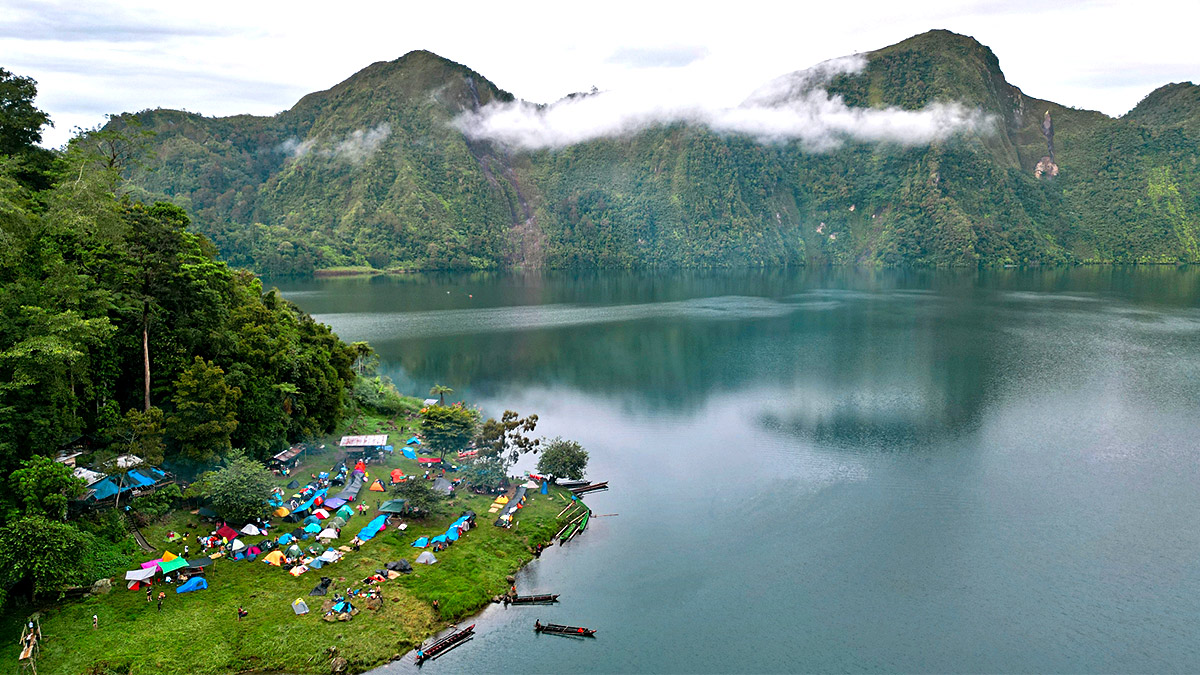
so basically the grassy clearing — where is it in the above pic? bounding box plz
[1,415,573,675]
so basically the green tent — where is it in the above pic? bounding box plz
[335,505,354,520]
[328,516,346,529]
[159,557,188,574]
[378,499,406,514]
[285,544,302,558]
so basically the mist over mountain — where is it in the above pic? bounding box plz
[107,30,1200,273]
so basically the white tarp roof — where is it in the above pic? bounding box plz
[338,434,388,447]
[124,567,156,581]
[73,467,106,485]
[114,454,143,469]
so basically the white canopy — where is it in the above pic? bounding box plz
[124,567,156,581]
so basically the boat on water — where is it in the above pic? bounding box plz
[554,478,590,487]
[569,481,608,495]
[414,624,475,663]
[535,619,596,637]
[510,593,559,604]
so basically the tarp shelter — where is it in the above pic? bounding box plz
[240,523,262,536]
[418,457,440,464]
[216,525,239,540]
[159,557,188,574]
[287,479,300,489]
[336,505,354,520]
[411,536,428,548]
[197,507,218,519]
[264,551,285,566]
[356,514,389,542]
[378,499,406,514]
[292,598,310,614]
[161,551,178,562]
[309,577,332,596]
[390,469,404,483]
[318,528,338,540]
[415,551,437,565]
[176,577,207,593]
[369,479,385,492]
[332,474,364,502]
[188,557,213,568]
[304,523,322,533]
[402,446,417,459]
[432,478,453,495]
[141,559,163,569]
[339,434,388,449]
[323,497,347,510]
[385,559,413,573]
[125,567,156,582]
[494,486,527,527]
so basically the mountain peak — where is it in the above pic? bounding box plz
[1126,81,1200,132]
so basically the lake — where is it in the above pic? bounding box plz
[276,266,1200,673]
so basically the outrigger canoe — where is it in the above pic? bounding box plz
[535,620,596,637]
[510,593,559,604]
[414,624,475,663]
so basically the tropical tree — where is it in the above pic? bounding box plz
[187,451,272,524]
[350,341,377,376]
[463,456,507,492]
[0,516,91,601]
[536,437,589,480]
[476,410,539,467]
[112,406,166,467]
[429,384,453,406]
[167,357,241,463]
[0,67,51,155]
[420,403,480,460]
[9,455,86,520]
[389,477,447,518]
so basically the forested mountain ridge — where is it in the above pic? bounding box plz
[109,30,1200,272]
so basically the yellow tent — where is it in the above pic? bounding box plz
[496,496,509,504]
[274,506,290,517]
[161,551,178,562]
[264,550,285,566]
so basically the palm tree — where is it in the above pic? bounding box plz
[430,384,453,406]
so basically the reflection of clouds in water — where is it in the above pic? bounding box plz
[314,295,839,341]
[999,291,1099,303]
[758,383,956,450]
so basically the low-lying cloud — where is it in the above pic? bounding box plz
[453,56,994,151]
[279,122,392,163]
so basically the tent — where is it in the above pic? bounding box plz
[390,469,404,483]
[304,522,322,533]
[369,479,386,492]
[355,514,389,542]
[176,577,207,593]
[328,516,347,529]
[385,560,413,574]
[273,506,291,517]
[318,550,341,563]
[378,499,406,514]
[406,436,420,445]
[303,515,320,526]
[230,539,247,552]
[159,557,188,574]
[336,505,355,520]
[278,533,294,545]
[402,446,417,459]
[308,543,325,555]
[289,565,308,576]
[285,544,303,558]
[313,508,330,519]
[411,536,429,548]
[292,598,310,614]
[415,551,437,565]
[287,479,300,489]
[240,523,262,536]
[308,558,324,570]
[432,478,453,495]
[264,551,285,566]
[216,525,239,540]
[309,577,333,596]
[318,528,339,540]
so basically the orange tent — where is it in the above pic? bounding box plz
[369,479,386,492]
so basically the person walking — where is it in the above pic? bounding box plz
[157,598,163,611]
[146,587,153,602]
[93,614,98,629]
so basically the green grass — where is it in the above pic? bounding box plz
[0,419,573,674]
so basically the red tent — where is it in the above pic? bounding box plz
[354,460,366,473]
[390,469,404,482]
[215,524,238,540]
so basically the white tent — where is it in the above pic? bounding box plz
[415,551,437,565]
[240,523,262,536]
[230,539,247,552]
[318,550,341,563]
[292,598,309,615]
[522,480,540,489]
[318,528,339,540]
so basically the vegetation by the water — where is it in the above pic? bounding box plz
[97,31,1200,273]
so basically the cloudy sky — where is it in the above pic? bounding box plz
[4,0,1195,148]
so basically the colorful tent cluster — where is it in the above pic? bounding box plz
[494,487,527,526]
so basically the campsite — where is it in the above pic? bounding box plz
[0,420,585,675]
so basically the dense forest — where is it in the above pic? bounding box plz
[103,30,1199,274]
[0,68,356,602]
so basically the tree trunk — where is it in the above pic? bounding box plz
[142,303,151,413]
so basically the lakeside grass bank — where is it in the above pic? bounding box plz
[1,414,577,675]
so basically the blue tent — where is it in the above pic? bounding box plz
[303,515,320,526]
[411,536,429,548]
[309,558,324,569]
[446,528,459,542]
[541,481,549,495]
[177,577,208,593]
[429,534,448,545]
[406,436,420,445]
[304,523,322,533]
[402,446,417,459]
[356,515,388,542]
[278,533,294,545]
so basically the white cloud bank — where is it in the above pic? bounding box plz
[280,122,392,163]
[453,56,993,151]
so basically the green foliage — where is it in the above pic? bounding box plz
[475,410,539,467]
[389,477,447,518]
[168,357,240,463]
[9,456,86,520]
[420,404,480,460]
[0,516,90,599]
[352,375,420,416]
[535,437,589,480]
[112,407,166,467]
[462,456,507,492]
[129,483,182,521]
[188,451,272,524]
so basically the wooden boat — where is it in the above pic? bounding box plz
[510,593,559,604]
[569,481,608,494]
[414,624,475,663]
[567,511,590,542]
[554,478,590,487]
[535,620,596,637]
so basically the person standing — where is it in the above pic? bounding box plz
[146,587,152,602]
[93,614,98,629]
[157,598,163,612]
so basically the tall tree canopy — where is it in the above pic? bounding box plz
[420,404,481,460]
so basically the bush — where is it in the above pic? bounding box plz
[352,376,420,416]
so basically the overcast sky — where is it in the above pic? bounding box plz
[4,0,1196,148]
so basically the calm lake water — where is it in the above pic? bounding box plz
[276,267,1200,673]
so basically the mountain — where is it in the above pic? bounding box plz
[109,30,1200,273]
